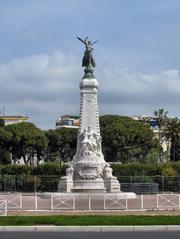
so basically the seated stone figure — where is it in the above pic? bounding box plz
[79,126,102,157]
[103,165,116,179]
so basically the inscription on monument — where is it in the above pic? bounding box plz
[83,167,97,176]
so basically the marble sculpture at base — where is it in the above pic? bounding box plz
[58,37,120,193]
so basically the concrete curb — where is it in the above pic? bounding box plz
[0,226,180,232]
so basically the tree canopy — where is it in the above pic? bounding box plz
[163,117,180,161]
[100,115,160,163]
[0,114,174,165]
[0,119,5,128]
[44,128,77,163]
[5,122,48,165]
[0,127,12,164]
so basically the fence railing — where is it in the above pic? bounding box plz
[157,194,180,210]
[0,200,7,216]
[1,193,180,216]
[51,194,75,210]
[0,193,22,210]
[0,175,180,193]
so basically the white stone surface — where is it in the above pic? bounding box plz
[59,74,120,193]
[57,176,73,193]
[43,192,136,199]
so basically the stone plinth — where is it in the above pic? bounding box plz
[58,176,73,193]
[104,178,121,192]
[72,179,106,193]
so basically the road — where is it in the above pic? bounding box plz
[0,231,180,239]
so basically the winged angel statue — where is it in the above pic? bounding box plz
[77,37,98,68]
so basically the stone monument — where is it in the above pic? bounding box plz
[58,37,120,193]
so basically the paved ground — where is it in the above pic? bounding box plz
[7,209,180,216]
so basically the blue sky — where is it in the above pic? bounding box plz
[0,0,180,129]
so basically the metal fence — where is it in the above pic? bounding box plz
[0,200,7,216]
[0,175,180,194]
[1,193,180,216]
[0,193,22,210]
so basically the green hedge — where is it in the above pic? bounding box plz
[111,162,177,178]
[0,162,179,192]
[0,162,67,176]
[0,162,178,177]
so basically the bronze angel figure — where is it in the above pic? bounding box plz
[77,37,98,68]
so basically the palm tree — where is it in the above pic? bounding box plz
[153,108,168,162]
[154,108,168,141]
[163,117,180,161]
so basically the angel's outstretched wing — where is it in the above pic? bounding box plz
[92,40,98,45]
[77,36,86,44]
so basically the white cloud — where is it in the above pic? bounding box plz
[97,67,180,119]
[0,50,80,128]
[0,50,180,129]
[98,67,180,101]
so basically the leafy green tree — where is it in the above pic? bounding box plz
[154,108,168,161]
[5,123,25,163]
[45,128,77,163]
[174,138,180,162]
[100,115,160,163]
[5,122,48,165]
[163,117,180,161]
[153,108,168,162]
[0,127,12,164]
[0,147,11,164]
[0,119,5,128]
[154,108,168,137]
[146,148,160,163]
[44,129,61,162]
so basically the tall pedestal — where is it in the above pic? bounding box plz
[58,67,120,193]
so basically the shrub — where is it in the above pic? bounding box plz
[0,164,33,175]
[111,163,163,179]
[162,164,176,176]
[32,162,61,175]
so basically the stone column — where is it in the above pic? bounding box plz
[71,67,107,192]
[58,67,120,193]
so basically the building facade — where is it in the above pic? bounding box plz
[0,115,29,125]
[56,115,80,129]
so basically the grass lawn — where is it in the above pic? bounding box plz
[0,215,180,226]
